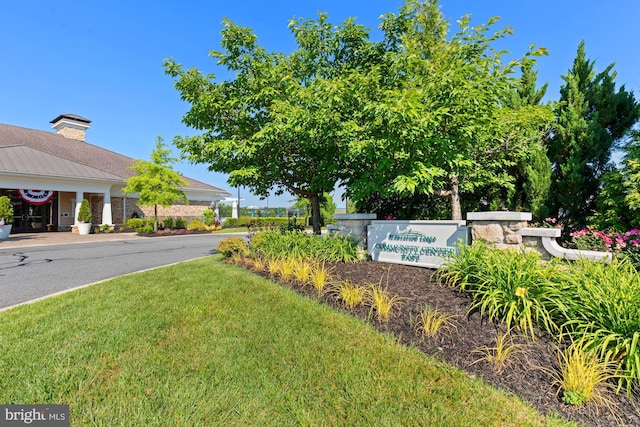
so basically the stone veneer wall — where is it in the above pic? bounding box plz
[467,211,532,248]
[61,197,210,231]
[56,127,86,141]
[139,201,211,220]
[332,213,377,248]
[111,197,145,224]
[466,211,611,262]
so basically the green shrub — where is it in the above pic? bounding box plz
[560,259,640,393]
[188,218,207,231]
[163,217,175,229]
[126,218,153,232]
[202,209,215,226]
[78,199,92,223]
[0,196,14,224]
[140,225,154,234]
[224,217,291,229]
[175,218,187,229]
[216,237,249,257]
[249,229,360,263]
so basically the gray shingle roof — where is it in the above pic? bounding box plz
[0,145,123,181]
[0,122,230,194]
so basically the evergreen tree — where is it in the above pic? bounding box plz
[548,41,638,232]
[491,63,552,219]
[591,129,640,230]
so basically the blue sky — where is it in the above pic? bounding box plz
[1,1,638,209]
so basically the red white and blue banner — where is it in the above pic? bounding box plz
[17,189,55,205]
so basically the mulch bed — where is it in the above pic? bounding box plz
[243,259,640,427]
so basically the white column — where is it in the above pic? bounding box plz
[123,196,127,225]
[232,200,238,219]
[74,191,83,225]
[102,189,113,225]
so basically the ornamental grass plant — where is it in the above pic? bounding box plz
[334,280,368,309]
[441,244,568,338]
[471,329,527,372]
[547,337,618,409]
[559,259,640,393]
[415,304,458,338]
[309,261,333,296]
[438,241,493,291]
[367,280,403,323]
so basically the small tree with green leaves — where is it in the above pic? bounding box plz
[123,137,188,231]
[77,199,92,223]
[0,196,14,225]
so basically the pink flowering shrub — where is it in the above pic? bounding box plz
[570,228,640,268]
[542,217,562,228]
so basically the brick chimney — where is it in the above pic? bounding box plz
[50,114,91,141]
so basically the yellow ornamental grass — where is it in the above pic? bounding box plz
[335,280,367,309]
[415,305,457,338]
[309,262,332,296]
[471,329,526,372]
[250,256,266,272]
[551,339,618,408]
[268,258,281,276]
[367,281,403,322]
[292,258,313,285]
[278,258,296,282]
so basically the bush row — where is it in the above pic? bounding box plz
[126,217,221,234]
[216,229,362,264]
[248,229,362,263]
[223,216,302,228]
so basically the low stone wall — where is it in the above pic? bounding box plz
[467,211,531,247]
[330,211,611,263]
[467,211,611,262]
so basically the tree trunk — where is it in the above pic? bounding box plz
[310,194,322,235]
[154,204,158,231]
[450,174,462,221]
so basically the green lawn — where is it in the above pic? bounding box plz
[213,227,248,234]
[0,256,569,426]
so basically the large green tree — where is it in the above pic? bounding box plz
[164,14,380,234]
[547,41,638,232]
[165,0,554,225]
[123,137,188,231]
[344,1,554,220]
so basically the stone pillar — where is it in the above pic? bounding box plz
[333,213,377,248]
[466,211,531,249]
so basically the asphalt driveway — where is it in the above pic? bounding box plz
[0,232,245,311]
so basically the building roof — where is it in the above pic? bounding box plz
[0,122,230,195]
[0,145,123,181]
[50,114,91,125]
